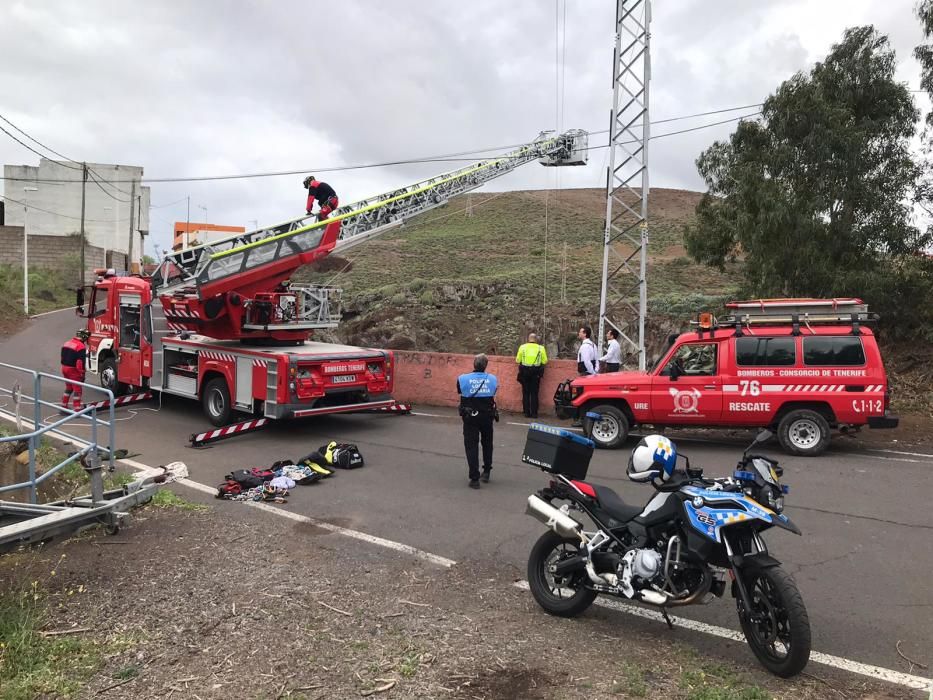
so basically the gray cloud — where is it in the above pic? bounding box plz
[1,0,927,255]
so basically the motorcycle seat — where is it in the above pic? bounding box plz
[591,484,642,522]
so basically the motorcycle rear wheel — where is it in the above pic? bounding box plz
[527,530,597,617]
[736,565,811,677]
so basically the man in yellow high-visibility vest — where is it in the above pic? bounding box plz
[515,333,548,418]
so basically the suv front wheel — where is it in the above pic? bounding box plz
[585,404,630,449]
[777,409,830,457]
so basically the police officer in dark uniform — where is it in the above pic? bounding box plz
[457,354,498,489]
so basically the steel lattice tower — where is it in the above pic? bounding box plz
[597,0,650,369]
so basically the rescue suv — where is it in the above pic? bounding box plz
[554,299,899,456]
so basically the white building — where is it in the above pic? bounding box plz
[2,158,150,266]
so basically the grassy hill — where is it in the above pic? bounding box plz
[295,187,743,360]
[0,264,76,339]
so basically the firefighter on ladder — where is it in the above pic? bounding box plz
[303,175,339,221]
[60,329,90,412]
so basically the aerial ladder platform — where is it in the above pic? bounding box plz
[77,129,588,431]
[150,129,588,341]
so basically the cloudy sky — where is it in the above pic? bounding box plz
[1,0,929,256]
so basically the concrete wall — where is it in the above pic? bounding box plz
[2,159,149,264]
[0,226,126,284]
[392,350,578,415]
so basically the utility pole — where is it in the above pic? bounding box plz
[79,163,87,286]
[186,195,190,250]
[598,0,651,369]
[137,195,144,269]
[128,179,137,272]
[22,187,38,315]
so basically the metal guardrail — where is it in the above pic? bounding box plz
[0,362,115,504]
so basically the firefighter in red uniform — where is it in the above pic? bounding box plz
[303,175,339,221]
[60,329,90,412]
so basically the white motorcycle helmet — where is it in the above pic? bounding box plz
[628,434,678,485]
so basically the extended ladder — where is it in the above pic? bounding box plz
[151,130,588,299]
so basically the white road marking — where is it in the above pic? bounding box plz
[411,411,445,417]
[861,447,933,459]
[513,581,932,692]
[247,502,455,568]
[624,430,933,463]
[28,306,75,319]
[0,412,455,569]
[844,453,931,465]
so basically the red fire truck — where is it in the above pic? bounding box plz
[555,299,899,456]
[78,130,588,430]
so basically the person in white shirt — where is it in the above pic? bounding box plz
[576,326,598,376]
[600,328,622,372]
[573,326,599,426]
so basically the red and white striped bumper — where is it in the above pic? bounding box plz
[85,391,153,411]
[189,418,269,447]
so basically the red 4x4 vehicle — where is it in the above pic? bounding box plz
[554,299,899,456]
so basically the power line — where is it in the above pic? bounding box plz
[0,113,760,229]
[560,0,567,134]
[0,113,138,199]
[88,167,135,198]
[0,113,83,168]
[0,123,82,171]
[0,104,767,185]
[554,0,560,132]
[149,196,189,209]
[645,110,762,140]
[645,103,763,126]
[0,194,132,223]
[88,169,132,203]
[1,113,762,236]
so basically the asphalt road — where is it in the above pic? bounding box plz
[2,309,932,678]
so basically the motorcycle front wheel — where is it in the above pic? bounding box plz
[527,530,597,617]
[736,565,811,677]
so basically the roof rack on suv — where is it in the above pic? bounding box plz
[719,298,877,336]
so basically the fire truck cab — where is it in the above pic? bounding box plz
[555,299,899,456]
[82,273,152,394]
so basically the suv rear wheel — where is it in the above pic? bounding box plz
[586,404,630,449]
[777,409,830,457]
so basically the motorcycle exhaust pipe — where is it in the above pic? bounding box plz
[526,495,584,541]
[638,590,668,606]
[552,554,588,577]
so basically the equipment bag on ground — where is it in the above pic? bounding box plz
[296,453,335,477]
[228,469,265,488]
[317,441,365,469]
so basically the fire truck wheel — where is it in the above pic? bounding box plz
[203,377,233,427]
[777,409,830,457]
[586,404,630,449]
[98,356,126,397]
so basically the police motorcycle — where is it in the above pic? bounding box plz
[522,422,811,677]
